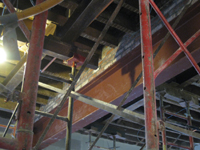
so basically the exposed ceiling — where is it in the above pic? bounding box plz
[0,0,173,116]
[0,0,200,149]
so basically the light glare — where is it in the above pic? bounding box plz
[0,47,6,63]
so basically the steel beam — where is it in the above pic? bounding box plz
[158,83,200,109]
[33,4,200,148]
[139,0,158,149]
[106,99,144,122]
[165,122,200,139]
[37,82,145,122]
[35,110,68,122]
[70,91,144,121]
[33,0,117,147]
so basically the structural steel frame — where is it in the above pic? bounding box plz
[0,0,199,150]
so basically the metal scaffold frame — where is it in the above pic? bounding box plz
[0,0,199,150]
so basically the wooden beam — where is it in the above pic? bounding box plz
[36,96,48,106]
[96,16,133,33]
[58,0,113,42]
[37,88,58,98]
[113,0,139,14]
[98,4,137,32]
[81,26,119,47]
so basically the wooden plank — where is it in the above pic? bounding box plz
[81,26,119,47]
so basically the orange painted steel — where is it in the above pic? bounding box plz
[139,0,158,149]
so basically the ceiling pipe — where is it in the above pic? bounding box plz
[0,0,63,25]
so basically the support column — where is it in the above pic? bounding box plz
[159,95,167,150]
[65,62,76,150]
[16,0,48,149]
[186,101,194,150]
[113,135,116,150]
[139,0,158,149]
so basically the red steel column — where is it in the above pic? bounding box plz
[139,0,158,149]
[16,0,48,149]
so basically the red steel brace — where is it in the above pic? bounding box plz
[150,0,200,75]
[139,0,158,149]
[154,30,200,78]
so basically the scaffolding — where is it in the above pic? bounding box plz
[0,0,199,150]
